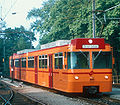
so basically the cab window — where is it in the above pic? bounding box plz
[67,52,89,69]
[92,52,112,69]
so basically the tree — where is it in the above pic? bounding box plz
[28,0,120,41]
[0,26,36,77]
[27,0,92,44]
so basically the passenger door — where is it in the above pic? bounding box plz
[19,58,21,80]
[35,56,38,84]
[49,54,53,88]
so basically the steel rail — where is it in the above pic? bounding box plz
[0,90,12,105]
[82,94,120,105]
[0,94,12,105]
[102,95,120,104]
[4,86,14,105]
[0,81,13,105]
[77,95,107,105]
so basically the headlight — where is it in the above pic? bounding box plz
[75,76,79,80]
[105,75,109,79]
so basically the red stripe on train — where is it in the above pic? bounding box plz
[62,72,112,74]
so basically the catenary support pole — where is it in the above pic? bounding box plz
[92,0,96,38]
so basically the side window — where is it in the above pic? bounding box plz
[59,53,63,69]
[45,55,47,68]
[55,52,63,69]
[28,56,34,68]
[22,57,26,68]
[39,56,42,68]
[40,55,48,69]
[55,53,59,69]
[15,59,20,67]
[42,55,45,68]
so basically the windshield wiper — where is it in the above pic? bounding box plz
[94,50,102,60]
[80,50,89,60]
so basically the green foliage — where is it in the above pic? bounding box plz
[95,0,120,39]
[27,0,120,42]
[0,26,36,77]
[27,0,92,44]
[4,26,36,52]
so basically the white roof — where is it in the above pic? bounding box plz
[17,49,38,54]
[17,40,70,54]
[41,40,70,50]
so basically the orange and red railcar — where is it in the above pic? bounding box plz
[9,38,114,93]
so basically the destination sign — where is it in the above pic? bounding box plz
[82,45,99,48]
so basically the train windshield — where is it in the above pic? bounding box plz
[67,52,89,69]
[92,52,112,69]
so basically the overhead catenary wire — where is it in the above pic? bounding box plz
[2,0,18,21]
[105,3,120,12]
[97,3,120,15]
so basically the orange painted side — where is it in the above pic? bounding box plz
[26,69,35,84]
[37,71,49,87]
[20,69,26,81]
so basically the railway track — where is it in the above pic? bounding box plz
[0,81,45,105]
[98,95,120,105]
[81,94,120,105]
[0,82,13,105]
[63,93,120,105]
[54,91,120,105]
[10,90,45,105]
[2,78,120,105]
[78,96,107,105]
[61,93,107,105]
[22,82,120,105]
